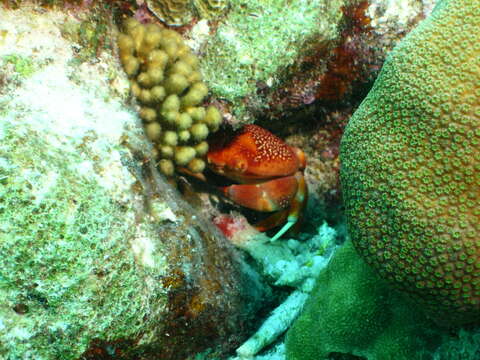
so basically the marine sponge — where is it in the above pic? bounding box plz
[118,19,222,176]
[340,0,480,325]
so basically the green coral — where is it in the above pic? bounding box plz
[201,0,342,121]
[340,0,480,325]
[433,329,480,360]
[118,18,221,176]
[0,117,168,358]
[61,15,109,64]
[285,240,443,360]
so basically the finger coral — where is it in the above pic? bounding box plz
[340,0,480,325]
[118,18,222,176]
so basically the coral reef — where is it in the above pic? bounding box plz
[0,7,263,359]
[340,0,480,325]
[146,0,228,27]
[117,18,222,177]
[267,0,375,115]
[200,0,343,123]
[285,240,444,360]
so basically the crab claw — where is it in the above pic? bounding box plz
[220,175,298,212]
[221,171,307,241]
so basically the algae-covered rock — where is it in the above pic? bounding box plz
[340,0,480,325]
[199,0,433,125]
[200,0,343,123]
[0,6,261,359]
[285,240,444,360]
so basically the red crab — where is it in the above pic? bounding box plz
[207,124,308,241]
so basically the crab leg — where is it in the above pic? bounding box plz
[269,171,307,241]
[254,209,290,233]
[220,171,307,241]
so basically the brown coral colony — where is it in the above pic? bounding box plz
[118,18,222,176]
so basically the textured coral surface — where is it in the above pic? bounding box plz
[341,0,480,325]
[146,0,227,26]
[285,240,442,360]
[200,0,343,123]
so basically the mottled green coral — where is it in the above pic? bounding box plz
[340,0,480,325]
[0,116,168,359]
[285,240,443,360]
[60,14,110,63]
[201,0,342,121]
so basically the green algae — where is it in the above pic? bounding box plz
[1,54,36,78]
[0,117,168,358]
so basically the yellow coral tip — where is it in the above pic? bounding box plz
[174,146,196,166]
[159,159,175,176]
[190,123,209,141]
[145,122,162,141]
[187,158,206,173]
[139,107,157,122]
[162,131,178,146]
[194,141,209,156]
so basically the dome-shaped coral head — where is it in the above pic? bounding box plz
[207,124,306,184]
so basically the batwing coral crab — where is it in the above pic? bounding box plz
[206,124,308,241]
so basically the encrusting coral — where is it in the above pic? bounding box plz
[117,18,222,177]
[340,0,480,325]
[285,240,444,360]
[146,0,227,27]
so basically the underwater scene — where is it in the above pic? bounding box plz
[0,0,479,359]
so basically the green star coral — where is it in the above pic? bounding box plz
[340,0,480,325]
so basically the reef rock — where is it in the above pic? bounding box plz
[0,6,261,359]
[340,0,480,325]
